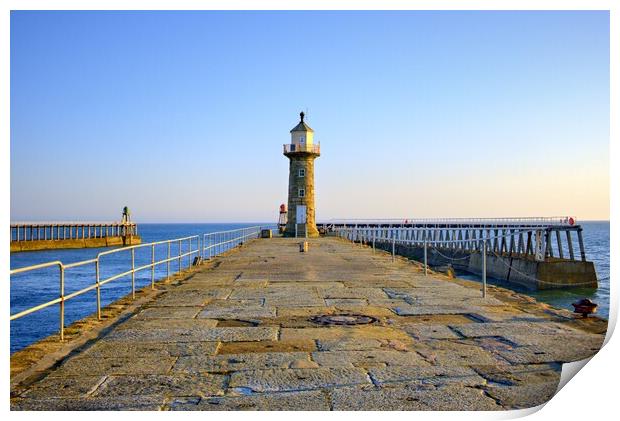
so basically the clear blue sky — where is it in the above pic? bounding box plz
[10,11,609,222]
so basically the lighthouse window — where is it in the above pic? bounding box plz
[298,168,305,177]
[298,188,305,198]
[299,136,305,143]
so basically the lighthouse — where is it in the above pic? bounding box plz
[283,112,320,237]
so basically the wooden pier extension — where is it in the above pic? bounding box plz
[10,222,141,252]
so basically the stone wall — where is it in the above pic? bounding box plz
[10,236,142,252]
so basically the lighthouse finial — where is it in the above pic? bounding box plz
[300,111,305,122]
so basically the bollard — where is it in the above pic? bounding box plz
[299,241,308,252]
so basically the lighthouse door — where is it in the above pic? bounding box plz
[296,205,307,238]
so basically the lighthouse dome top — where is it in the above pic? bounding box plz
[290,111,314,133]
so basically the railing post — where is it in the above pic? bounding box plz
[151,243,155,289]
[392,231,395,262]
[59,265,65,341]
[424,238,428,276]
[207,234,211,260]
[178,239,182,273]
[188,238,191,268]
[167,241,171,280]
[482,240,487,298]
[131,247,135,299]
[200,235,204,260]
[372,230,376,253]
[96,258,101,320]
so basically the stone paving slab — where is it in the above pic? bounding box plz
[403,324,462,340]
[173,352,311,373]
[197,305,277,319]
[11,396,165,411]
[92,374,227,398]
[329,384,500,411]
[50,356,177,376]
[368,366,487,387]
[280,326,412,341]
[485,382,558,409]
[10,236,606,411]
[218,340,317,354]
[392,304,473,316]
[169,390,331,410]
[80,341,220,358]
[135,306,203,319]
[104,326,278,343]
[117,319,219,330]
[312,350,429,368]
[229,368,372,392]
[20,375,107,398]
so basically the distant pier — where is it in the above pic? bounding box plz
[10,222,141,252]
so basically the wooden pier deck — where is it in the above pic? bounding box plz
[10,236,606,411]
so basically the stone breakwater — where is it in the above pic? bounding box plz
[10,237,606,411]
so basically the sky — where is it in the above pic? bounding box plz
[10,10,609,222]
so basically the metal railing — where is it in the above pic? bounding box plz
[336,224,597,295]
[336,227,524,298]
[283,143,321,154]
[322,216,577,227]
[10,226,261,341]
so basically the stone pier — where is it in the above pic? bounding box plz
[10,237,606,411]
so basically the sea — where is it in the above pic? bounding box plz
[9,221,609,354]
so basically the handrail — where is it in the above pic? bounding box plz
[323,216,576,227]
[10,226,262,342]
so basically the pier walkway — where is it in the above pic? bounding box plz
[11,237,605,410]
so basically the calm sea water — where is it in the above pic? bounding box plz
[10,221,609,354]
